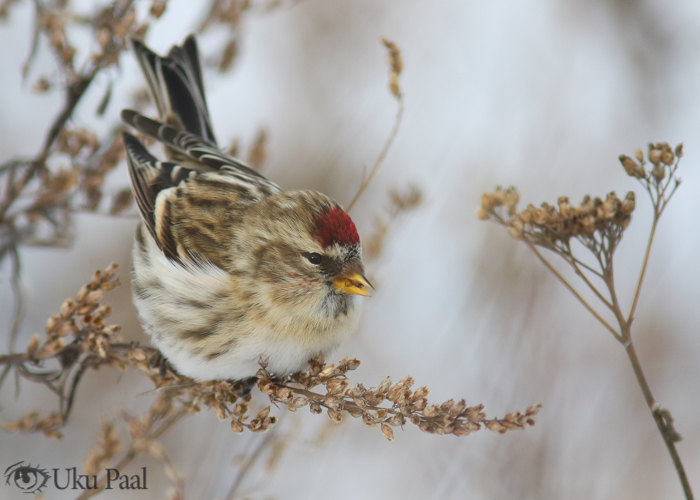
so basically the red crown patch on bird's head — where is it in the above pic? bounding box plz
[314,206,360,249]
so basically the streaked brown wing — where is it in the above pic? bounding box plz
[124,132,280,267]
[124,132,200,263]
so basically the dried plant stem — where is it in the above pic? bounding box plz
[347,99,404,212]
[486,153,693,498]
[623,338,692,499]
[0,73,96,220]
[7,244,26,352]
[563,252,614,310]
[75,408,187,500]
[525,243,621,341]
[628,216,658,322]
[609,223,693,500]
[533,229,693,499]
[225,427,278,500]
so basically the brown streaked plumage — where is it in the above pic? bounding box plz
[123,36,372,381]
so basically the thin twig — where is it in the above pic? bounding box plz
[8,245,26,352]
[561,251,614,311]
[75,408,188,500]
[225,427,278,500]
[627,216,658,324]
[568,253,605,279]
[21,0,43,81]
[622,335,694,500]
[347,99,404,212]
[526,243,622,341]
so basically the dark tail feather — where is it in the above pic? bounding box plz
[129,35,218,146]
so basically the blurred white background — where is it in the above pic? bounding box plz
[1,0,699,498]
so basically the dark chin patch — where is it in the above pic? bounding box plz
[322,291,350,318]
[314,207,360,249]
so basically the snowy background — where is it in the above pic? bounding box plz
[1,0,699,498]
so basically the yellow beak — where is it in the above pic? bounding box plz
[331,273,374,297]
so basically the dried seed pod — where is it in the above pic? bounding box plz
[481,192,497,210]
[486,421,505,433]
[620,192,635,215]
[619,155,645,179]
[652,164,666,182]
[661,150,674,165]
[381,424,394,441]
[507,220,524,239]
[649,148,662,165]
[377,377,392,394]
[292,397,309,408]
[362,414,377,428]
[328,409,342,423]
[423,405,440,418]
[476,208,490,220]
[27,335,40,356]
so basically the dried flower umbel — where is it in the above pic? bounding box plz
[478,142,693,500]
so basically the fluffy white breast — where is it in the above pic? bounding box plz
[131,224,362,381]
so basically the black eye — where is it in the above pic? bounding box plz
[305,252,323,265]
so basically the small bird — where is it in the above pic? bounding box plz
[122,35,372,381]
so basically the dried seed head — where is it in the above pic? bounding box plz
[33,77,51,92]
[620,192,635,215]
[675,143,684,158]
[27,335,40,356]
[319,364,335,378]
[507,220,524,239]
[328,409,342,423]
[486,420,505,433]
[481,192,497,210]
[377,377,392,394]
[661,150,674,166]
[526,404,543,416]
[381,424,394,441]
[423,405,440,418]
[292,397,309,408]
[648,148,662,165]
[382,38,403,99]
[503,187,520,214]
[652,164,666,182]
[558,197,573,219]
[150,0,167,19]
[619,155,645,179]
[362,414,377,428]
[476,207,490,220]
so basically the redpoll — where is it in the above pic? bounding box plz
[122,36,372,381]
